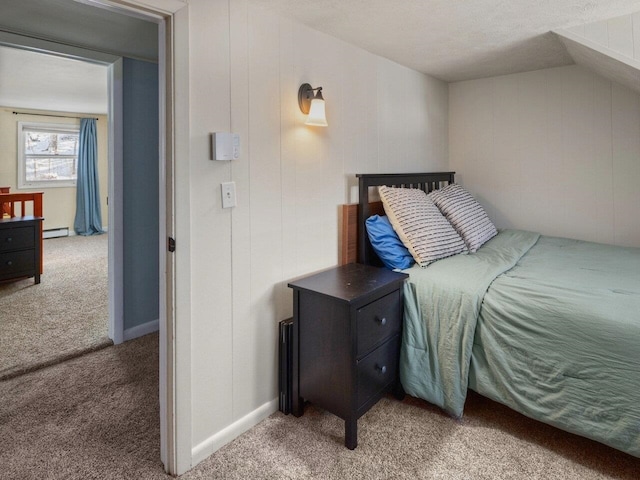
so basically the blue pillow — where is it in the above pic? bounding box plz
[365,215,415,270]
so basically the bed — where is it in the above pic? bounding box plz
[343,172,640,457]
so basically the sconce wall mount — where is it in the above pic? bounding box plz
[298,83,328,127]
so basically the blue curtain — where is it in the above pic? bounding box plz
[74,118,104,236]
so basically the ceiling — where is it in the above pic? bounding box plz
[0,0,156,115]
[0,45,108,114]
[1,0,639,108]
[0,0,157,62]
[254,0,640,82]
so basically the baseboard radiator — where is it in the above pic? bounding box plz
[43,227,69,239]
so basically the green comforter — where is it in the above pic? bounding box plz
[401,229,640,457]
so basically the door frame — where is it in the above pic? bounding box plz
[89,0,189,474]
[1,0,188,473]
[89,1,187,474]
[108,57,124,345]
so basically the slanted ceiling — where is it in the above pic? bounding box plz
[253,0,640,82]
[554,14,640,94]
[555,29,640,94]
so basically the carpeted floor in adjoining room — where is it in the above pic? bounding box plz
[0,233,111,380]
[2,330,638,480]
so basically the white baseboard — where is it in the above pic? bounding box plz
[43,227,69,239]
[59,227,108,238]
[191,398,278,466]
[123,318,159,341]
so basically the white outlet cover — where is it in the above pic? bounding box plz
[221,181,236,208]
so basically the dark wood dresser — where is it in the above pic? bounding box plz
[288,263,408,449]
[0,216,43,284]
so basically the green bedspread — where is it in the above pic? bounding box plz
[401,229,640,457]
[400,229,540,416]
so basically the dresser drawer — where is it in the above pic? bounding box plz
[356,290,402,358]
[0,250,35,277]
[357,335,400,408]
[0,226,35,252]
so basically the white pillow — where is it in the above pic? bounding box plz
[378,186,467,267]
[428,183,497,253]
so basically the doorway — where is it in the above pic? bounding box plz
[0,45,112,379]
[0,0,178,473]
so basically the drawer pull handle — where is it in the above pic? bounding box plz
[377,317,387,326]
[375,364,387,375]
[6,237,11,242]
[7,261,12,266]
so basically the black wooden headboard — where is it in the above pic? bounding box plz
[356,172,456,265]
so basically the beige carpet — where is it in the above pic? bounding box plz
[0,333,164,480]
[1,332,638,480]
[0,234,111,380]
[195,396,640,480]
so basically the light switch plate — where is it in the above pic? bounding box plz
[221,181,236,208]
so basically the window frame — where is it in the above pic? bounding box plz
[17,121,80,189]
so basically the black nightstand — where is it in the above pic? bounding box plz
[0,216,43,284]
[288,263,409,449]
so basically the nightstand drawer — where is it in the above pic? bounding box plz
[0,226,34,252]
[0,250,34,277]
[356,290,401,358]
[357,335,400,407]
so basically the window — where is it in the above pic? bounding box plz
[18,122,80,189]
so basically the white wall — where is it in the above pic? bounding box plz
[185,0,449,464]
[449,64,640,247]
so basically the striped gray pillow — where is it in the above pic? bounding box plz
[378,186,467,267]
[428,183,497,253]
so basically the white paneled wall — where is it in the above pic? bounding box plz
[187,0,449,459]
[188,0,234,451]
[450,64,640,247]
[568,12,640,61]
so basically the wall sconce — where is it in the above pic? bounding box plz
[298,83,328,127]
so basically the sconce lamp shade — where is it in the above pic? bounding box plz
[298,83,328,127]
[305,97,328,126]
